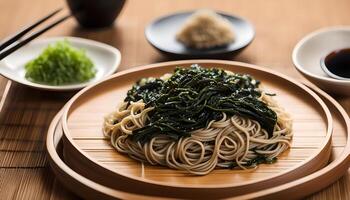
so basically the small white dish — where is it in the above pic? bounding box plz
[292,26,350,96]
[0,36,121,91]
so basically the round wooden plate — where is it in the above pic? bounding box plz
[46,83,350,199]
[61,60,332,198]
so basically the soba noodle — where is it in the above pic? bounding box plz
[103,68,292,175]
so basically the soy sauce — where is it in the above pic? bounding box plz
[324,48,350,78]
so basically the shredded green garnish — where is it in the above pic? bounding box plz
[25,40,96,85]
[125,64,277,144]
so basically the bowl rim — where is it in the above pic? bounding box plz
[292,26,350,84]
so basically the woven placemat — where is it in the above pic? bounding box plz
[0,81,78,199]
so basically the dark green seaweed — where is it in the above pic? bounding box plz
[124,64,277,144]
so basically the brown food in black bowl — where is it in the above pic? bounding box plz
[66,0,126,29]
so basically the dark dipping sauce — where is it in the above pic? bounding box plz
[323,48,350,78]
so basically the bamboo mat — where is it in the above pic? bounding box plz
[0,82,77,199]
[1,0,350,199]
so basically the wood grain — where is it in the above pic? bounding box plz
[0,0,349,199]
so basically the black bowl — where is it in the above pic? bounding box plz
[145,11,255,58]
[66,0,126,29]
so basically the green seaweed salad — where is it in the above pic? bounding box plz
[25,40,96,85]
[125,64,277,144]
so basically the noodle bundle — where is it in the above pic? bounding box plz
[103,65,292,175]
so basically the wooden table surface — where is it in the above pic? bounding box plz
[0,0,349,199]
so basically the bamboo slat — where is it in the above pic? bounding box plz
[0,167,78,199]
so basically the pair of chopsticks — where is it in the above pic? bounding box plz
[0,8,71,60]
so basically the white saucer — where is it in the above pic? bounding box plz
[292,27,350,96]
[0,36,121,91]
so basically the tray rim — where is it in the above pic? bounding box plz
[46,83,350,199]
[60,60,333,190]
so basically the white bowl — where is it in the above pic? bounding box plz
[292,27,350,96]
[0,36,121,91]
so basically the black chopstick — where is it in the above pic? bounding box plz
[0,14,71,60]
[0,8,63,52]
[0,9,71,61]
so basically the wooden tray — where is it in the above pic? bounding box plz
[46,83,349,200]
[61,60,333,198]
